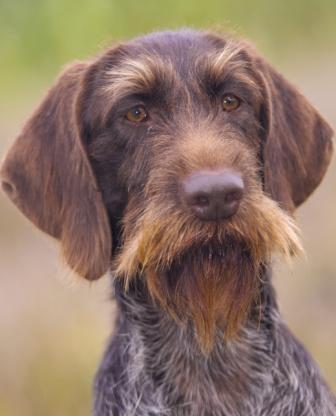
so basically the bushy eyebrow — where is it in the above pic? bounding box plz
[199,41,262,99]
[104,55,178,102]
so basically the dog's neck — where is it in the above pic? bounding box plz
[111,267,280,412]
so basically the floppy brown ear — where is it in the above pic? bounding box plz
[0,62,111,280]
[258,59,334,211]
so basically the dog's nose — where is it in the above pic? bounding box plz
[181,170,244,221]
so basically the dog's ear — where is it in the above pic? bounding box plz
[0,62,111,280]
[257,59,334,211]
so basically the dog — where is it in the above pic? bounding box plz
[1,29,335,415]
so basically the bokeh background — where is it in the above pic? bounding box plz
[0,1,335,415]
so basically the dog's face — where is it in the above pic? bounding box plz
[1,30,333,350]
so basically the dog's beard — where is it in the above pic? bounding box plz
[115,187,302,352]
[145,243,259,352]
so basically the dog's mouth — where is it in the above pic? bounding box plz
[115,192,302,278]
[114,191,302,351]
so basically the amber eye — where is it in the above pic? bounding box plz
[222,94,241,112]
[125,106,148,123]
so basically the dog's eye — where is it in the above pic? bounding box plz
[125,106,148,123]
[222,94,241,112]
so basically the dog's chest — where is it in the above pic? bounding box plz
[126,324,274,416]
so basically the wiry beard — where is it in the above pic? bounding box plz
[114,183,302,352]
[146,242,259,352]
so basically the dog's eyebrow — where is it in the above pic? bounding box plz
[201,41,261,95]
[104,55,177,100]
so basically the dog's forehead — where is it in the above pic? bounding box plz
[129,29,218,60]
[104,30,248,99]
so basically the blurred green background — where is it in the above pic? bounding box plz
[0,1,335,415]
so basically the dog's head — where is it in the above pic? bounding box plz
[1,30,333,349]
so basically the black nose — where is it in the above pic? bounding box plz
[181,170,244,221]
